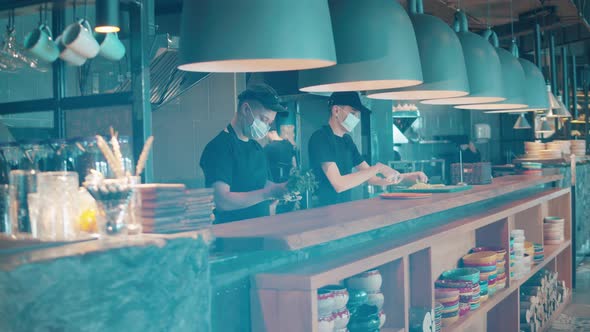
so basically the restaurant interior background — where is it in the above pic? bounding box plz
[3,0,588,189]
[3,1,590,331]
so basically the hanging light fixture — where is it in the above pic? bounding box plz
[547,95,572,118]
[547,84,561,110]
[485,59,549,114]
[366,0,469,100]
[536,116,554,135]
[95,0,120,33]
[422,11,505,105]
[513,113,532,129]
[178,0,337,72]
[298,0,423,92]
[456,36,528,110]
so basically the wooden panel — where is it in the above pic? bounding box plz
[556,244,573,289]
[213,175,563,251]
[487,289,519,332]
[514,205,544,245]
[277,290,316,332]
[431,232,476,282]
[410,249,433,308]
[547,192,573,241]
[476,218,509,249]
[380,259,406,330]
[403,257,410,331]
[250,288,278,332]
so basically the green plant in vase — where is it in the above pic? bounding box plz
[284,168,318,210]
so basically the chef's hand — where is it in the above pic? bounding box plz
[401,171,429,184]
[377,164,401,184]
[264,182,288,200]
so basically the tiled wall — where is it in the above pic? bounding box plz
[152,73,245,186]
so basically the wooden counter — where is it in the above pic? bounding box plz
[214,175,562,251]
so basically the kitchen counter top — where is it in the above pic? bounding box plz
[213,174,562,251]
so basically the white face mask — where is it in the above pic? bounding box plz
[341,112,360,132]
[245,107,270,139]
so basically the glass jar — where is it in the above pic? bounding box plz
[117,136,134,175]
[74,136,108,182]
[36,171,79,240]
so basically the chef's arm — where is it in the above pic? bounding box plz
[321,161,386,193]
[356,161,400,185]
[212,181,284,211]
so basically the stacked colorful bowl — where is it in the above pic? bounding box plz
[434,302,442,332]
[435,288,459,326]
[487,274,497,297]
[462,250,499,301]
[479,280,489,303]
[441,268,480,313]
[435,280,473,318]
[533,243,544,264]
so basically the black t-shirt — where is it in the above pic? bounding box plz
[308,125,365,206]
[264,140,295,182]
[200,125,270,224]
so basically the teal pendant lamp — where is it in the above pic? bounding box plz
[547,95,572,118]
[298,0,423,92]
[485,58,549,113]
[367,0,469,100]
[422,11,505,105]
[178,0,337,72]
[456,35,528,110]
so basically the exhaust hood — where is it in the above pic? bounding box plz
[116,34,210,109]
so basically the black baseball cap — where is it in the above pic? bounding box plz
[238,84,287,113]
[328,92,371,113]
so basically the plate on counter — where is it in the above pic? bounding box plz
[390,185,472,193]
[379,193,432,200]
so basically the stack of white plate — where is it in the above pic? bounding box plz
[537,149,562,159]
[544,217,565,245]
[524,142,546,159]
[548,141,571,155]
[571,140,586,156]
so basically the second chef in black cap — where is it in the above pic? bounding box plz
[200,84,288,224]
[308,92,428,207]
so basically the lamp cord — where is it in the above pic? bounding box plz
[486,0,490,28]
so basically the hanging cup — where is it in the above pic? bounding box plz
[24,24,59,63]
[95,32,125,61]
[56,35,86,66]
[62,19,100,59]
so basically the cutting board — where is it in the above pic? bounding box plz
[391,185,473,193]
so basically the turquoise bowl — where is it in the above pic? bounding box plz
[441,268,480,284]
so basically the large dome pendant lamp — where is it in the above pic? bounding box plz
[422,11,505,105]
[178,0,337,72]
[485,59,550,114]
[456,33,528,110]
[366,0,469,100]
[298,0,423,92]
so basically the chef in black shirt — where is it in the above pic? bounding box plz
[200,84,288,224]
[308,92,428,206]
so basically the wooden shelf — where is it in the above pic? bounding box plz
[441,241,571,332]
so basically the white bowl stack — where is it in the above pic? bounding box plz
[570,140,586,156]
[511,229,531,280]
[524,142,546,159]
[544,217,565,245]
[547,141,570,156]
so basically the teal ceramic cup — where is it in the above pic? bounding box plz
[24,24,59,63]
[95,32,126,61]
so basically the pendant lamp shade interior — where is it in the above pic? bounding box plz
[536,117,554,134]
[178,0,337,72]
[366,0,469,100]
[95,0,120,33]
[513,113,531,129]
[456,44,528,110]
[298,0,423,92]
[422,13,505,105]
[547,85,561,109]
[547,95,572,118]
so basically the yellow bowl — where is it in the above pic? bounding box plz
[463,251,497,265]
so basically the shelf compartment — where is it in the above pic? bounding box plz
[440,241,571,332]
[410,248,433,309]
